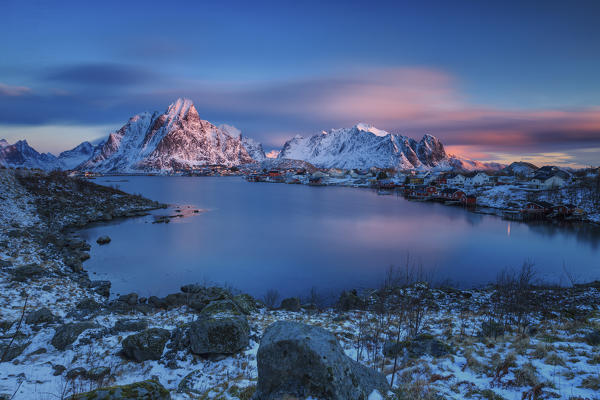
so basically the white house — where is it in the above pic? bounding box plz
[543,175,567,189]
[529,174,568,190]
[446,173,466,186]
[465,172,491,186]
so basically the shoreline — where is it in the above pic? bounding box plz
[1,169,600,399]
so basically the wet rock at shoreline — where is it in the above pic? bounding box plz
[96,236,111,245]
[70,379,171,399]
[51,322,97,351]
[254,321,389,400]
[90,280,111,297]
[118,293,139,306]
[121,328,170,362]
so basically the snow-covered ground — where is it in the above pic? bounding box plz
[1,169,599,399]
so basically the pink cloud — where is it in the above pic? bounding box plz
[0,83,31,96]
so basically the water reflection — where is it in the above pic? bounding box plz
[80,176,600,299]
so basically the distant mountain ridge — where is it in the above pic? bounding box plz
[278,123,502,171]
[2,100,505,173]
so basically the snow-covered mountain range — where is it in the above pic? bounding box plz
[1,99,503,172]
[277,123,501,171]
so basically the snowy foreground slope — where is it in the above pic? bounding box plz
[278,123,503,171]
[1,170,600,399]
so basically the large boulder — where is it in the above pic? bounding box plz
[254,321,389,400]
[51,322,97,351]
[69,379,170,399]
[187,317,249,355]
[121,328,170,362]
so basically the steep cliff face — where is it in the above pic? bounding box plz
[80,98,255,172]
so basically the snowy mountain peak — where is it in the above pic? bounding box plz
[277,124,498,171]
[165,98,197,121]
[0,139,8,148]
[79,99,256,172]
[353,123,390,137]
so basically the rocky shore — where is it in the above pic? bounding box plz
[1,169,600,400]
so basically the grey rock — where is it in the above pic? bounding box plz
[51,322,97,351]
[113,319,149,333]
[121,328,170,362]
[232,294,259,314]
[0,340,31,361]
[70,379,171,399]
[11,264,46,281]
[254,321,389,400]
[96,236,111,245]
[200,299,243,316]
[118,293,139,306]
[90,280,111,297]
[280,297,301,312]
[66,367,87,380]
[26,307,59,326]
[52,364,66,376]
[383,334,451,359]
[187,312,249,355]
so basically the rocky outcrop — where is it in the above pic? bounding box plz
[254,321,389,400]
[51,322,97,351]
[121,328,170,362]
[383,334,451,358]
[26,307,59,326]
[69,379,170,399]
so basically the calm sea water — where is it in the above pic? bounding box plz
[79,176,600,301]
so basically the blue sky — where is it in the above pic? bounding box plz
[1,0,600,166]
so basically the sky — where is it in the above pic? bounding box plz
[1,0,600,167]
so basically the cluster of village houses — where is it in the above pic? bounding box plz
[245,165,599,220]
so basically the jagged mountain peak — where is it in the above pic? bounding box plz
[165,98,198,122]
[277,124,487,171]
[0,139,9,148]
[79,99,256,172]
